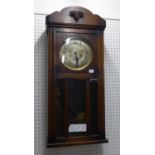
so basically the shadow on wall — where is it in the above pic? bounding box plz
[34,31,105,155]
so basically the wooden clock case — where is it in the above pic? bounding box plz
[46,6,108,147]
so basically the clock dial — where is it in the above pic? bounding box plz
[59,37,93,71]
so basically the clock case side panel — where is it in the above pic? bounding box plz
[47,27,57,144]
[97,30,106,139]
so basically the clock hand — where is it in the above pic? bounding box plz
[74,52,79,67]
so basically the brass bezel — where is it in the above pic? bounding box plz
[59,37,93,71]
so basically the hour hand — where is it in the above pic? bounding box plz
[74,52,79,67]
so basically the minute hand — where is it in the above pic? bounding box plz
[74,52,79,67]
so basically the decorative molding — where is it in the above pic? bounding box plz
[69,11,84,23]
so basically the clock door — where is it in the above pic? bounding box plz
[53,28,99,138]
[55,78,99,138]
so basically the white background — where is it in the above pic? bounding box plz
[34,0,120,19]
[0,0,155,155]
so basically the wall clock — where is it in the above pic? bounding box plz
[46,6,108,147]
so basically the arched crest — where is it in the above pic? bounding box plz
[46,6,106,30]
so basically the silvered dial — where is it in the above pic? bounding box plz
[59,37,93,71]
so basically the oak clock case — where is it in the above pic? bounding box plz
[46,7,108,147]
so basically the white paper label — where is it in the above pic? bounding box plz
[89,69,95,73]
[69,124,87,133]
